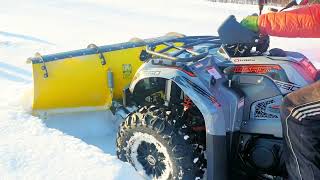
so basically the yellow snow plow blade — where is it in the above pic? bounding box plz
[29,35,181,113]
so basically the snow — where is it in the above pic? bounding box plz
[0,0,319,179]
[194,158,199,164]
[184,135,190,140]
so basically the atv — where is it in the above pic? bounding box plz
[114,16,318,180]
[28,16,318,180]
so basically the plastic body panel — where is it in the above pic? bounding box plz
[129,56,243,136]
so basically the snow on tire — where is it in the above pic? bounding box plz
[116,106,200,180]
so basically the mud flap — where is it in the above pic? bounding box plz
[206,134,228,180]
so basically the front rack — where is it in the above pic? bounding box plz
[146,36,222,63]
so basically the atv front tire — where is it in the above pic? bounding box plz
[116,106,202,180]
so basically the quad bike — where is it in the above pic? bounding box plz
[28,16,318,180]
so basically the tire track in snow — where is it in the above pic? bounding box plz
[0,31,55,45]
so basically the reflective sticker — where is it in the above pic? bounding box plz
[122,64,132,79]
[195,63,203,68]
[300,58,318,80]
[207,67,222,79]
[232,65,281,74]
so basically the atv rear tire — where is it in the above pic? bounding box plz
[116,106,202,180]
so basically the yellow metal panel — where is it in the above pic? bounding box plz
[102,47,144,100]
[32,47,144,110]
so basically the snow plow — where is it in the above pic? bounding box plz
[28,16,319,180]
[29,34,183,114]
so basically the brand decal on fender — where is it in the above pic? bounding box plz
[233,58,256,63]
[274,80,300,93]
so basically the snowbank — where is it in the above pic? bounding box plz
[0,83,142,180]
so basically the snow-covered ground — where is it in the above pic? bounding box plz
[0,0,319,179]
